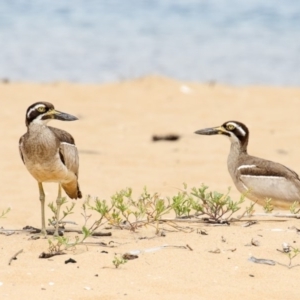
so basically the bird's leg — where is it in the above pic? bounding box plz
[54,183,62,236]
[38,182,47,236]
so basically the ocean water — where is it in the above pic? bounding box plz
[0,0,300,86]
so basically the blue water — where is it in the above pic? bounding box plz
[0,0,300,85]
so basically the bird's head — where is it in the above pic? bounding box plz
[25,102,78,126]
[195,120,249,148]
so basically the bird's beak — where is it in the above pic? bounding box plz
[48,109,78,121]
[194,126,226,135]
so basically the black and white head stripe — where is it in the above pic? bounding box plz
[25,102,54,126]
[221,121,249,145]
[26,104,47,119]
[223,121,248,137]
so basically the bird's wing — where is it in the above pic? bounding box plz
[19,135,25,164]
[49,126,79,176]
[237,155,300,180]
[237,157,300,201]
[59,142,79,176]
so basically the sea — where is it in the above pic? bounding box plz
[0,0,299,86]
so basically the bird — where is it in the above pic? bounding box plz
[194,120,300,209]
[19,102,82,236]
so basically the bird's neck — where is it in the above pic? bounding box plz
[27,122,49,133]
[27,123,54,143]
[227,140,248,178]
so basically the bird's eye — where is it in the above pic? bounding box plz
[226,124,235,131]
[37,106,46,113]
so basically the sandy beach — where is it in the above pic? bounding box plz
[1,76,300,299]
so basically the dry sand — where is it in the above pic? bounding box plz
[1,76,300,299]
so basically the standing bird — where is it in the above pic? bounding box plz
[19,102,82,235]
[195,121,300,209]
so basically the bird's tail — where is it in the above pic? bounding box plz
[62,181,82,199]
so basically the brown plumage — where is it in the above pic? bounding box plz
[19,102,82,235]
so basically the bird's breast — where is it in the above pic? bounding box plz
[22,130,58,163]
[23,152,68,182]
[20,128,71,183]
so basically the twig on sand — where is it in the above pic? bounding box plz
[8,249,23,265]
[242,221,257,227]
[186,244,193,251]
[58,229,111,236]
[81,241,117,247]
[39,252,66,259]
[246,213,300,219]
[19,226,112,236]
[0,229,15,236]
[276,262,300,269]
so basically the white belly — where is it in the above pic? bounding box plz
[239,175,300,208]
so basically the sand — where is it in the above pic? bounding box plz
[1,76,300,299]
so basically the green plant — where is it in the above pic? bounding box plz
[141,189,172,234]
[277,245,300,269]
[112,255,127,268]
[286,247,300,267]
[191,185,245,222]
[0,207,10,219]
[103,187,172,233]
[41,184,256,257]
[245,201,256,216]
[47,235,79,256]
[290,201,300,214]
[48,197,75,229]
[44,183,253,248]
[48,235,70,254]
[171,183,193,217]
[110,188,138,230]
[83,195,114,233]
[263,198,274,213]
[87,185,248,230]
[47,225,91,255]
